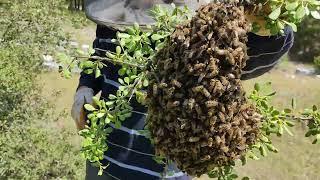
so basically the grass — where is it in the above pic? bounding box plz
[41,23,320,180]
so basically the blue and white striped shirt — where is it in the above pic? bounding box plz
[78,25,294,180]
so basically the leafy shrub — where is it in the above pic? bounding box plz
[289,17,320,63]
[0,0,85,179]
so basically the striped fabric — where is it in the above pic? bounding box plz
[78,25,294,180]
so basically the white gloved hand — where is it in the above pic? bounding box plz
[71,86,94,130]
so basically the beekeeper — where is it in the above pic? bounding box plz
[71,1,294,179]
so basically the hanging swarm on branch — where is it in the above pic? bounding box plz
[146,2,261,176]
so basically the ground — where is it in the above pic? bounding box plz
[41,24,320,180]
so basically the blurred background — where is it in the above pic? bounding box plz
[0,0,319,179]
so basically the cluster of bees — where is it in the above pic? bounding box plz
[146,2,261,176]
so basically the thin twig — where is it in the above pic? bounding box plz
[76,55,145,69]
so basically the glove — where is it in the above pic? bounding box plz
[71,86,94,130]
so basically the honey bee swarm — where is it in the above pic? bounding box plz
[146,2,261,177]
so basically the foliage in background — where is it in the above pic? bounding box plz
[0,0,85,179]
[288,17,320,63]
[314,55,320,69]
[249,0,320,35]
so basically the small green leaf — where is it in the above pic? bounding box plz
[116,46,121,55]
[84,69,94,74]
[230,174,238,179]
[105,101,114,106]
[279,126,284,135]
[285,120,295,127]
[143,79,149,87]
[118,78,124,85]
[269,7,282,20]
[97,113,105,118]
[95,68,101,78]
[296,6,306,19]
[106,127,113,133]
[84,104,96,111]
[311,11,320,19]
[259,146,267,157]
[118,68,126,76]
[265,143,278,153]
[312,105,318,111]
[287,22,297,32]
[109,94,117,100]
[291,98,297,109]
[134,22,140,30]
[240,156,247,166]
[124,77,130,84]
[151,34,164,41]
[285,2,299,11]
[272,110,280,116]
[115,120,121,128]
[106,52,115,59]
[254,83,260,91]
[266,91,277,97]
[284,125,293,136]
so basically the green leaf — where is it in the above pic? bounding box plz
[81,61,94,69]
[269,7,282,20]
[265,143,278,153]
[259,146,267,157]
[119,115,126,121]
[84,69,94,74]
[106,127,113,133]
[286,120,295,127]
[266,91,277,97]
[261,101,269,109]
[106,52,115,59]
[296,6,306,19]
[115,120,121,129]
[283,108,292,114]
[84,104,96,111]
[311,11,320,19]
[118,68,126,76]
[109,94,117,100]
[254,83,260,92]
[312,105,318,111]
[272,110,280,116]
[116,46,121,55]
[143,79,149,87]
[96,113,105,118]
[92,96,101,106]
[291,98,297,109]
[105,117,111,124]
[105,101,114,106]
[124,77,130,84]
[240,156,247,166]
[284,125,293,136]
[285,2,299,11]
[230,174,238,179]
[95,68,101,78]
[151,34,164,41]
[126,27,135,35]
[279,126,284,135]
[277,21,284,30]
[287,22,297,32]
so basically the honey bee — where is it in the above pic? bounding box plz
[189,137,200,143]
[218,111,226,122]
[152,84,158,96]
[171,79,182,88]
[205,100,218,108]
